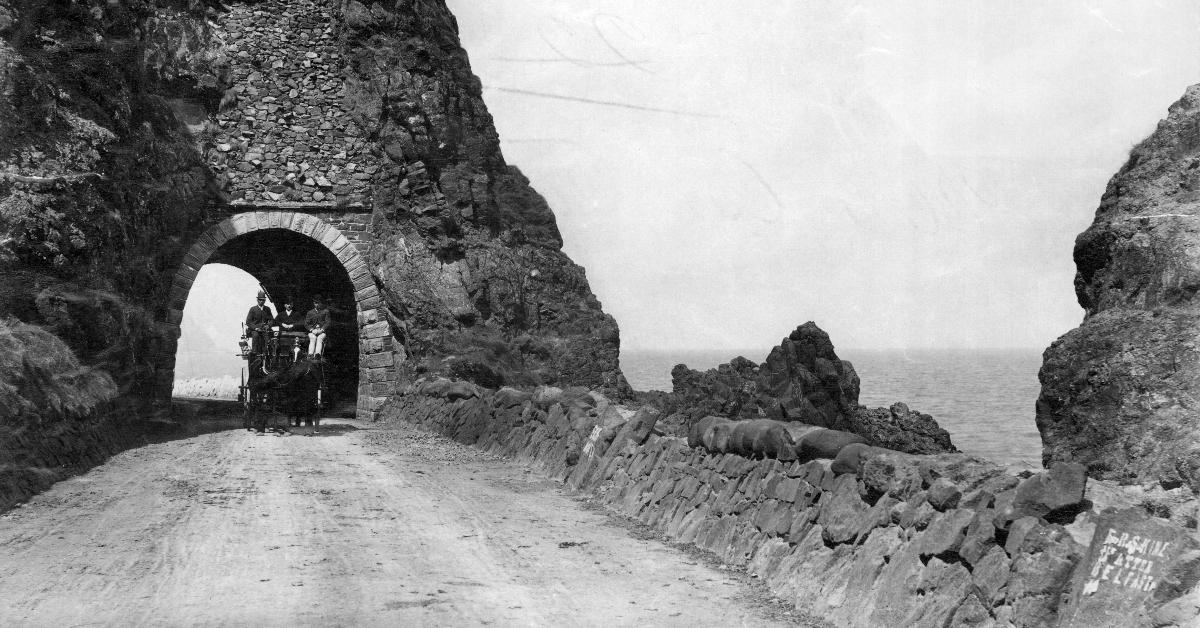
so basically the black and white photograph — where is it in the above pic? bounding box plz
[0,0,1197,625]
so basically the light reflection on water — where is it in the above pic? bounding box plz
[621,348,1044,470]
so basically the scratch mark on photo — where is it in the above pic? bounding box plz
[487,87,718,118]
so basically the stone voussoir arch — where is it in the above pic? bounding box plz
[159,210,395,421]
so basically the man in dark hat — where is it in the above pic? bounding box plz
[274,296,306,361]
[245,290,273,355]
[305,294,331,360]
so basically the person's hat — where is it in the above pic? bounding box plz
[256,290,267,299]
[283,296,293,305]
[313,294,323,302]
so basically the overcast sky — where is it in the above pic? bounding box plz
[445,0,1200,352]
[181,2,1200,377]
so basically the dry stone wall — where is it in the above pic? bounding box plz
[210,0,378,205]
[388,382,1200,628]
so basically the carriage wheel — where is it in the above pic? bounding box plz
[253,395,268,433]
[243,390,269,433]
[269,390,288,433]
[315,363,326,427]
[241,388,253,430]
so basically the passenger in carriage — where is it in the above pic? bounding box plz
[305,295,331,361]
[275,297,306,361]
[275,297,305,333]
[244,290,273,355]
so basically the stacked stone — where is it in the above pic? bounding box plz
[313,211,370,247]
[390,381,1200,628]
[208,0,377,205]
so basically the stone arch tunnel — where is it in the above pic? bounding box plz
[162,210,395,420]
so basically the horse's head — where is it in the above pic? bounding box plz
[248,359,318,391]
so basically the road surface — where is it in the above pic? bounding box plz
[0,413,814,627]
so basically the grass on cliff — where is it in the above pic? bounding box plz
[0,317,117,426]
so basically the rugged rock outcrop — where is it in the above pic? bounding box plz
[335,0,627,394]
[662,322,955,455]
[1039,84,1200,493]
[666,322,859,424]
[847,402,957,455]
[0,0,628,421]
[0,316,131,510]
[0,0,224,403]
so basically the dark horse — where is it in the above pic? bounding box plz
[244,357,326,432]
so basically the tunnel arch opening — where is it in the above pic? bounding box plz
[175,263,272,395]
[162,211,395,420]
[208,228,360,403]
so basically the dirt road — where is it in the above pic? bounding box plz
[0,415,812,627]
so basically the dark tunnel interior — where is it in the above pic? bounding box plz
[207,228,359,402]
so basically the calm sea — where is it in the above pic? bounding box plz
[620,348,1044,470]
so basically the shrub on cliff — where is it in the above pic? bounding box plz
[0,317,117,426]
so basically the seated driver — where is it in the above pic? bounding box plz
[244,290,273,355]
[305,295,331,360]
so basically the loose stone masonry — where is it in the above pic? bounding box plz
[208,0,379,204]
[156,0,396,417]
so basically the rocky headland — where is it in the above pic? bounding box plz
[1039,84,1200,495]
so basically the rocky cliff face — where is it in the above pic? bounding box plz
[0,0,628,427]
[335,0,626,393]
[662,322,956,455]
[1039,84,1200,493]
[0,0,225,402]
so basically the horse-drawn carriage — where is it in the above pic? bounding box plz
[236,325,327,432]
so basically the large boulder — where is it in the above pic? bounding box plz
[1008,462,1089,522]
[725,419,797,461]
[1038,84,1200,492]
[688,415,732,449]
[608,406,660,453]
[795,428,867,462]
